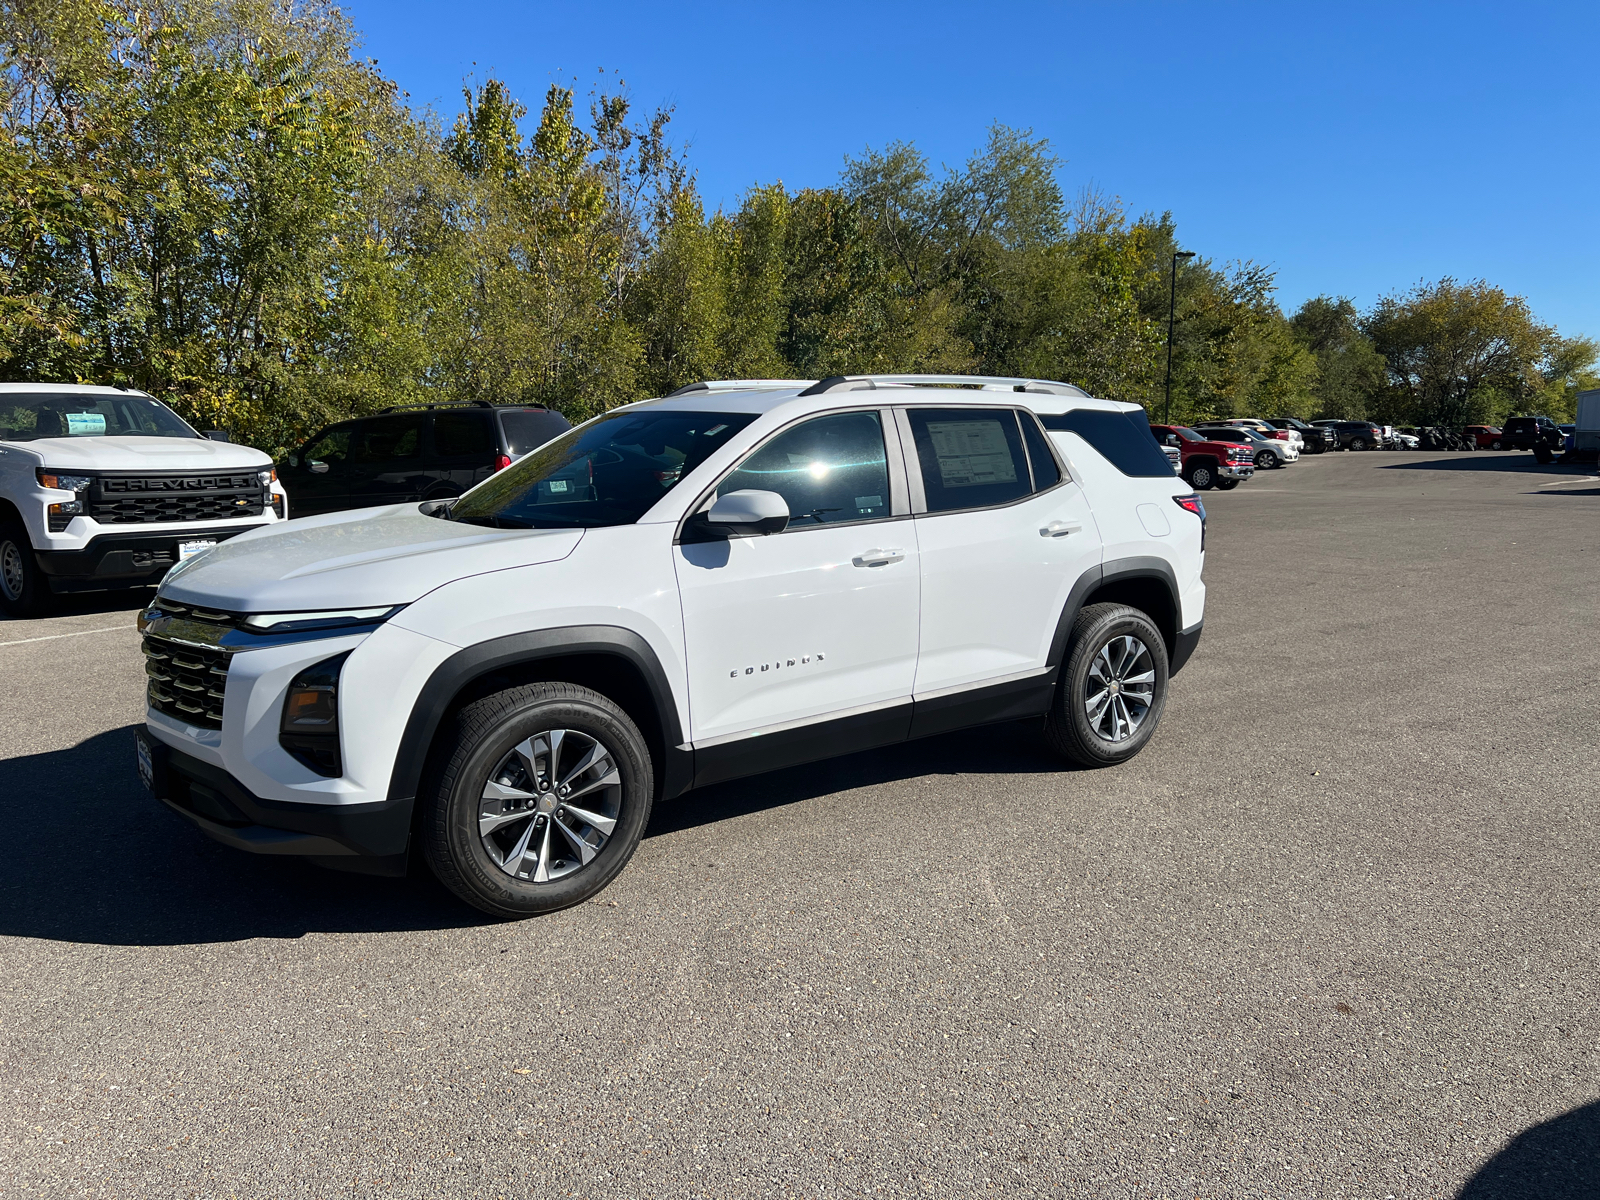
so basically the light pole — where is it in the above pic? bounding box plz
[1164,250,1196,425]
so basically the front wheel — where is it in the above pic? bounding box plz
[1490,439,1503,450]
[0,521,50,618]
[1254,451,1275,469]
[1045,603,1171,768]
[421,682,654,917]
[1215,478,1241,490]
[1349,437,1366,451]
[1185,463,1216,490]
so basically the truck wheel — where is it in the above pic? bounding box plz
[421,681,654,918]
[1045,603,1171,769]
[0,520,50,618]
[1185,463,1215,490]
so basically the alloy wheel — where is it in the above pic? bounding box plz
[1255,451,1273,469]
[1084,635,1156,743]
[477,728,622,883]
[0,540,24,601]
[1351,438,1366,451]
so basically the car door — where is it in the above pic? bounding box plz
[345,413,428,509]
[286,422,359,516]
[902,405,1103,715]
[674,408,919,778]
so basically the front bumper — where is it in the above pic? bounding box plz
[138,730,412,875]
[35,526,260,590]
[1218,462,1255,480]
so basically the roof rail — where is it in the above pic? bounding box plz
[377,399,549,414]
[797,374,1088,399]
[664,380,816,398]
[796,376,1088,400]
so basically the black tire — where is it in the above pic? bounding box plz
[1215,477,1241,490]
[1349,437,1366,451]
[421,682,654,918]
[1185,462,1216,490]
[0,520,50,618]
[1045,603,1171,768]
[1254,451,1275,469]
[1490,439,1503,450]
[1534,445,1555,465]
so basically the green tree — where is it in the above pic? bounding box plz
[1290,296,1385,419]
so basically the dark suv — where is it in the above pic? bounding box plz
[1313,420,1384,451]
[279,402,570,518]
[1498,416,1565,461]
[1265,416,1332,452]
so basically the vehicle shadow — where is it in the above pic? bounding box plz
[0,588,153,626]
[1527,486,1600,497]
[1456,1100,1600,1199]
[1381,456,1573,474]
[0,718,1063,946]
[645,716,1064,839]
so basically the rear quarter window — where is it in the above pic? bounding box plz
[499,409,573,456]
[1041,410,1177,477]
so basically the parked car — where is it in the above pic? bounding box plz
[1388,430,1420,450]
[1194,423,1299,469]
[1465,425,1505,450]
[1312,420,1385,451]
[278,401,571,518]
[1149,423,1256,490]
[1211,418,1303,453]
[136,374,1208,916]
[1499,415,1566,462]
[1266,416,1332,452]
[0,383,289,616]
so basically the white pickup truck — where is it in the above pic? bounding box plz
[0,383,289,616]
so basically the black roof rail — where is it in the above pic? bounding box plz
[375,399,549,415]
[797,374,1088,398]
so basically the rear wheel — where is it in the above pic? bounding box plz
[1185,462,1216,490]
[421,682,653,917]
[1349,437,1367,451]
[0,520,49,618]
[1490,439,1504,450]
[1045,603,1171,768]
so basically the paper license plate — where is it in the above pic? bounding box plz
[177,540,217,562]
[135,733,154,793]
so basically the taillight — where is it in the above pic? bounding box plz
[493,452,512,472]
[1173,494,1205,518]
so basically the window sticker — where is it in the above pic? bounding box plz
[854,495,883,509]
[926,420,1016,488]
[67,412,108,435]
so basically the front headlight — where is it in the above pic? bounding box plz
[37,470,92,492]
[242,606,402,632]
[280,651,351,776]
[258,468,276,487]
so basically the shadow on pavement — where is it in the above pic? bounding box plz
[1381,455,1572,474]
[0,718,1060,945]
[0,587,154,626]
[1527,486,1600,498]
[1457,1101,1600,1199]
[646,716,1062,839]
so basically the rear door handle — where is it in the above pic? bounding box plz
[1040,521,1081,537]
[852,548,905,567]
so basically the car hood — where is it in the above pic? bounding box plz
[159,504,584,612]
[7,436,272,470]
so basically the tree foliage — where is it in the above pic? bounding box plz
[1,1,1587,449]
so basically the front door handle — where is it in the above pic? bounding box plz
[852,548,905,567]
[1040,521,1081,538]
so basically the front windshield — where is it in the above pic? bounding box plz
[451,409,759,529]
[1173,427,1203,442]
[0,392,200,441]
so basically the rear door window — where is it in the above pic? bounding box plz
[907,408,1031,513]
[1039,409,1174,477]
[433,410,496,458]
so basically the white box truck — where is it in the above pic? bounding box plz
[1577,388,1600,454]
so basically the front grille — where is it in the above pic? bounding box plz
[144,635,231,729]
[91,473,266,524]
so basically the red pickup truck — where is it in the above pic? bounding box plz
[1149,424,1256,490]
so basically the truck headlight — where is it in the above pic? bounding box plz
[37,471,92,492]
[280,652,350,776]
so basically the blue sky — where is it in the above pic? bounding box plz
[346,1,1599,340]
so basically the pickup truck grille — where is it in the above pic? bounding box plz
[143,635,231,729]
[90,473,266,524]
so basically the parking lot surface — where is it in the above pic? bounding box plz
[3,450,1598,1199]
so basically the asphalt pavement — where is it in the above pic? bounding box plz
[2,449,1597,1199]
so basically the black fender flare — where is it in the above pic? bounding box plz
[385,625,692,812]
[1046,556,1188,676]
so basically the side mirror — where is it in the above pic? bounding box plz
[705,489,789,536]
[309,461,329,475]
[286,454,299,468]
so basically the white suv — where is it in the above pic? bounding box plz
[0,384,288,615]
[135,375,1206,916]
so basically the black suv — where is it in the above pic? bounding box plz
[1498,415,1565,461]
[1313,420,1384,451]
[279,402,571,518]
[1265,416,1331,452]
